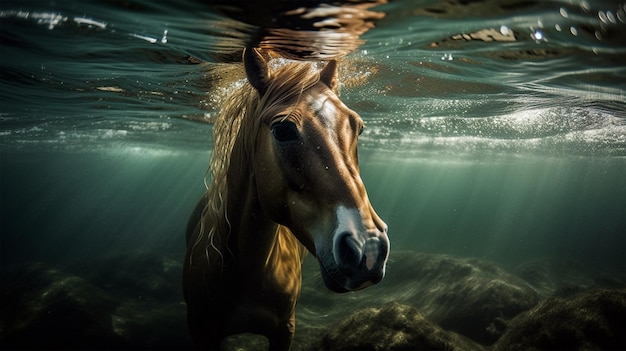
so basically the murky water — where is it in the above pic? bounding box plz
[1,0,625,349]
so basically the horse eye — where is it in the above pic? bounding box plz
[358,124,365,136]
[271,121,300,142]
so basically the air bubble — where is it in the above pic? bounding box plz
[617,8,626,23]
[531,30,543,40]
[606,11,616,24]
[580,1,591,13]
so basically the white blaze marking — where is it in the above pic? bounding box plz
[333,206,362,265]
[320,99,337,120]
[309,95,337,120]
[335,206,360,235]
[333,206,379,271]
[307,94,338,134]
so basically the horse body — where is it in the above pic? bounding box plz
[183,48,389,350]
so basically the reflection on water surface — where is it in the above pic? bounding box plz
[207,0,387,60]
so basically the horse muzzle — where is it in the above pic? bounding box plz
[316,206,390,292]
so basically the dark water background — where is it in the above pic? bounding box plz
[2,0,624,270]
[1,0,625,348]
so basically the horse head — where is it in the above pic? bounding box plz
[244,48,389,292]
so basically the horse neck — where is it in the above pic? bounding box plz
[225,167,279,269]
[223,148,307,281]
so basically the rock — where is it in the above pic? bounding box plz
[308,302,484,351]
[5,250,621,350]
[111,299,189,350]
[514,258,626,298]
[0,262,123,349]
[296,251,540,346]
[494,288,626,351]
[65,251,191,349]
[383,251,540,345]
[65,250,184,301]
[0,253,191,350]
[512,259,559,296]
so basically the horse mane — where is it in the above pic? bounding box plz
[191,58,324,269]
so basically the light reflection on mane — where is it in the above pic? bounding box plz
[190,56,323,273]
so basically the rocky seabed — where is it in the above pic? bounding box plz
[1,250,624,350]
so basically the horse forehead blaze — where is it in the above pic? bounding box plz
[304,90,359,131]
[306,92,338,124]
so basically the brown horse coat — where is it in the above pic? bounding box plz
[183,48,389,350]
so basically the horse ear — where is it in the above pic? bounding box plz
[320,60,338,92]
[243,48,270,95]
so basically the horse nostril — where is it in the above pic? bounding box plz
[335,232,362,272]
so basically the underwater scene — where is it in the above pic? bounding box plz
[1,0,625,350]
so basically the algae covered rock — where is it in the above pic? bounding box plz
[297,250,541,346]
[310,302,483,351]
[384,251,540,344]
[0,252,191,350]
[494,288,626,351]
[0,262,123,349]
[65,250,184,301]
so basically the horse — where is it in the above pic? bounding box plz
[183,48,390,350]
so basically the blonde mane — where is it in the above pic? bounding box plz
[191,59,324,268]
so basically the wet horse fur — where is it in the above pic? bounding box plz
[183,48,389,350]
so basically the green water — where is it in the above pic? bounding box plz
[362,152,625,270]
[1,2,626,349]
[1,0,625,270]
